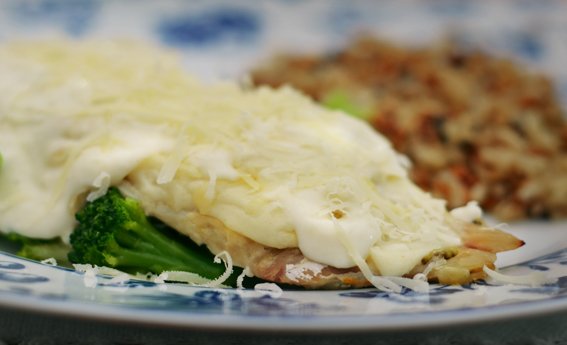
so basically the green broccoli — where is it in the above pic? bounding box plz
[2,233,71,266]
[321,89,373,120]
[68,187,242,286]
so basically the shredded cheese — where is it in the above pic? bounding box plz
[331,214,401,292]
[413,256,447,283]
[285,259,325,283]
[79,266,99,288]
[236,266,253,289]
[156,123,192,185]
[483,266,557,287]
[254,283,283,298]
[154,272,168,284]
[331,214,430,292]
[450,201,483,223]
[40,258,58,266]
[107,273,130,285]
[151,271,211,285]
[86,171,111,202]
[156,153,183,185]
[72,261,234,289]
[201,251,234,288]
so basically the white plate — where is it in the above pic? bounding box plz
[0,1,566,344]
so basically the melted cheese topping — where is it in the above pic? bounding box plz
[0,40,462,276]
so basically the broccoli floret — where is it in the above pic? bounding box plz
[68,187,241,286]
[2,233,71,266]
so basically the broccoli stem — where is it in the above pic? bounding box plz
[113,224,228,279]
[1,233,71,266]
[19,241,72,267]
[104,244,224,278]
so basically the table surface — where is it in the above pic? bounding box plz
[0,305,566,345]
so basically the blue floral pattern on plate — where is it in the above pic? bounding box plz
[156,6,261,47]
[4,0,100,37]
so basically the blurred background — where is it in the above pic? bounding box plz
[0,0,565,99]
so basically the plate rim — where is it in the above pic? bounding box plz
[0,275,566,333]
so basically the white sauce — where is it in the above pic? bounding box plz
[0,117,173,241]
[450,201,483,223]
[0,40,465,277]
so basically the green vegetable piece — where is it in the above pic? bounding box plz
[68,187,241,286]
[321,89,372,120]
[3,233,71,266]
